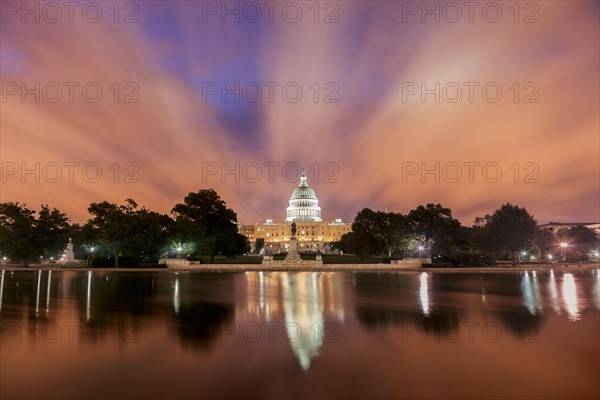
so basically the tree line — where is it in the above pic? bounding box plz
[334,203,599,266]
[1,191,598,266]
[0,189,249,266]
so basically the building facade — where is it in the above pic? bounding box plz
[239,169,351,253]
[539,222,600,235]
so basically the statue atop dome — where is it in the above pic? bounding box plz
[299,168,308,186]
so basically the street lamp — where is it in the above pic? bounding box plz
[559,242,569,261]
[418,245,424,260]
[176,246,183,259]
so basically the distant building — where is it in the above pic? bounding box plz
[539,222,600,235]
[239,169,352,253]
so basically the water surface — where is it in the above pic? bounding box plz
[1,269,598,399]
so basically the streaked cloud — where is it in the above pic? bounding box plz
[1,1,598,224]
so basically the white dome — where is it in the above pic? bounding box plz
[285,169,322,222]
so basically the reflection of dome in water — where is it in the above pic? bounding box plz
[281,272,324,371]
[285,169,322,222]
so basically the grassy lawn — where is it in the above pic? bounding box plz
[198,256,264,264]
[194,254,388,264]
[322,255,386,264]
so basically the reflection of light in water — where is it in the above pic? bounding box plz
[173,275,180,315]
[521,271,536,315]
[86,271,92,322]
[480,272,487,306]
[259,271,265,312]
[0,270,4,313]
[320,272,346,322]
[562,273,579,321]
[242,271,347,370]
[532,270,542,313]
[419,272,430,316]
[282,272,324,371]
[46,270,51,315]
[595,270,600,310]
[548,270,561,315]
[35,270,41,317]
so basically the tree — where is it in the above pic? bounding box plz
[71,222,100,265]
[87,199,172,266]
[169,216,205,254]
[172,189,248,260]
[334,231,370,259]
[408,203,461,257]
[334,208,414,258]
[0,202,70,265]
[484,203,537,264]
[255,238,265,254]
[87,199,137,267]
[535,227,557,259]
[375,211,414,257]
[123,208,172,261]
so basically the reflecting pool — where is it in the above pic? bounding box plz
[1,269,598,399]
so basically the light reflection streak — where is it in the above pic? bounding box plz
[282,272,324,371]
[548,270,561,315]
[35,270,41,317]
[259,271,265,312]
[594,269,600,310]
[0,270,4,313]
[562,273,580,321]
[521,271,539,315]
[46,270,51,316]
[173,275,180,315]
[419,272,430,316]
[532,270,543,314]
[86,271,92,322]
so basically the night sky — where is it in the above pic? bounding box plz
[1,1,598,225]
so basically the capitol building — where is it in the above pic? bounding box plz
[239,169,351,253]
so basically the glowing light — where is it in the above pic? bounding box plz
[173,276,180,315]
[0,270,5,313]
[594,269,600,310]
[559,242,569,248]
[562,273,579,321]
[548,270,561,314]
[35,270,41,317]
[419,272,430,316]
[521,271,537,315]
[45,271,52,315]
[86,271,92,322]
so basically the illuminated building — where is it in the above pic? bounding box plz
[239,169,351,253]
